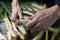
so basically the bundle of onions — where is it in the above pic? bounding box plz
[0,2,60,40]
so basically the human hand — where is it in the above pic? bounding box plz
[11,1,23,22]
[25,8,59,31]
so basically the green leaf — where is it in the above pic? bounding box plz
[45,30,48,40]
[33,31,44,40]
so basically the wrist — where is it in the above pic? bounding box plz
[48,5,60,18]
[54,5,60,18]
[49,5,59,13]
[57,8,60,18]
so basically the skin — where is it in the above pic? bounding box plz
[12,0,23,22]
[12,0,60,31]
[26,5,60,31]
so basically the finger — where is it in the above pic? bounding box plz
[18,11,23,19]
[29,10,45,20]
[25,14,40,28]
[32,15,47,30]
[25,11,46,28]
[17,5,24,19]
[29,13,37,20]
[37,27,42,32]
[33,22,43,31]
[12,12,18,22]
[29,10,43,20]
[35,18,49,31]
[32,17,48,31]
[36,24,50,31]
[35,25,45,32]
[32,22,41,30]
[35,15,52,31]
[11,7,18,21]
[31,14,48,31]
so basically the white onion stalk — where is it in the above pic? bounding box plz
[4,17,12,40]
[23,11,33,16]
[11,22,25,40]
[14,17,29,40]
[0,33,7,40]
[4,13,20,40]
[32,3,46,9]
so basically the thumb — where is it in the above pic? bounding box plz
[18,11,24,19]
[17,4,24,19]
